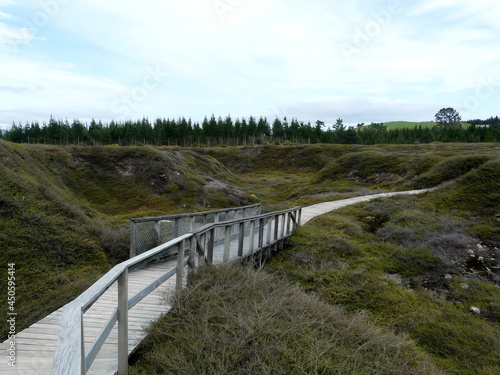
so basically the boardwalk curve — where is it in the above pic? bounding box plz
[0,189,430,375]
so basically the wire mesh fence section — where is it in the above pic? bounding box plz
[130,204,262,257]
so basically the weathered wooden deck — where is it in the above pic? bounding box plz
[0,189,429,374]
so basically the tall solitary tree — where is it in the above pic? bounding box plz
[435,108,462,128]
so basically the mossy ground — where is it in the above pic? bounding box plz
[129,142,499,374]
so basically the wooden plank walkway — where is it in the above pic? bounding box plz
[0,189,429,374]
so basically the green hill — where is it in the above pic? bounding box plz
[384,121,437,129]
[384,121,470,130]
[0,141,254,339]
[1,141,499,374]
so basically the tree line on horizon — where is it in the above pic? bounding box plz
[2,114,499,147]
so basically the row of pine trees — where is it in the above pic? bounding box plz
[2,115,499,146]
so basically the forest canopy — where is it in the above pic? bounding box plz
[2,114,499,146]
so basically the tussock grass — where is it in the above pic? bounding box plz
[129,264,442,375]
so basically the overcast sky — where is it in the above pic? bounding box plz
[1,0,499,129]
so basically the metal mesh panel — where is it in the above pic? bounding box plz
[132,221,159,256]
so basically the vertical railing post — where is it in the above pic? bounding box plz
[273,214,279,250]
[199,233,207,266]
[298,208,302,227]
[266,217,272,246]
[80,312,85,375]
[176,240,185,292]
[286,212,292,235]
[188,236,195,271]
[223,225,231,263]
[249,220,255,256]
[189,217,195,232]
[258,218,264,249]
[117,269,128,375]
[280,213,286,249]
[238,222,244,257]
[207,228,215,263]
[214,213,220,244]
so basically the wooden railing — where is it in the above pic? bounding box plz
[51,206,301,375]
[129,204,262,257]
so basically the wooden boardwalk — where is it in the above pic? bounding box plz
[0,189,429,374]
[0,261,178,375]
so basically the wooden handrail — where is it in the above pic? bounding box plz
[52,206,301,375]
[129,203,262,223]
[130,203,262,257]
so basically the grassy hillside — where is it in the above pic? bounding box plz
[265,155,500,374]
[200,143,498,209]
[0,141,254,340]
[384,121,469,130]
[130,143,500,374]
[384,121,438,129]
[2,141,499,373]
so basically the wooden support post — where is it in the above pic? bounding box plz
[274,214,279,251]
[223,225,231,263]
[249,220,255,255]
[258,218,264,249]
[274,215,280,241]
[213,214,220,244]
[291,211,298,231]
[188,236,195,270]
[117,270,128,375]
[80,313,85,375]
[238,222,244,257]
[194,233,206,270]
[286,212,292,235]
[176,240,185,292]
[266,217,272,245]
[280,213,286,249]
[189,216,195,232]
[207,228,215,263]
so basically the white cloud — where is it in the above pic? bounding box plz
[281,96,439,125]
[0,22,36,46]
[1,0,499,129]
[0,10,12,19]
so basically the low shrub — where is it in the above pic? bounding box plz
[129,265,441,375]
[384,247,444,277]
[413,155,490,188]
